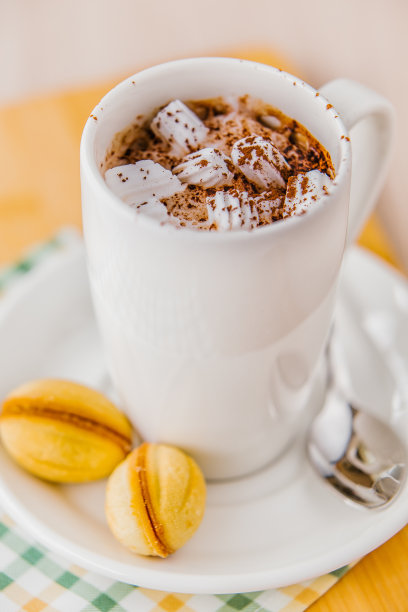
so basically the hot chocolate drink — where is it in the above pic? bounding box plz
[104,95,335,230]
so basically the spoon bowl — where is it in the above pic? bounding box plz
[308,307,407,510]
[308,386,407,508]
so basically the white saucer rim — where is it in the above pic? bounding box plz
[0,244,407,594]
[0,461,407,594]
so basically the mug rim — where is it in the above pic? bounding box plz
[80,56,351,243]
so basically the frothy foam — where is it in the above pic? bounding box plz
[104,96,335,230]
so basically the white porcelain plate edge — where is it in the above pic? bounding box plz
[0,244,407,594]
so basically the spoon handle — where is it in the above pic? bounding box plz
[333,283,398,420]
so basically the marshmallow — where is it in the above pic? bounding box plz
[240,198,259,229]
[251,193,284,224]
[206,191,232,231]
[231,135,291,189]
[173,148,234,187]
[284,170,332,215]
[259,115,282,129]
[134,199,170,223]
[105,160,183,205]
[206,191,259,231]
[150,100,208,156]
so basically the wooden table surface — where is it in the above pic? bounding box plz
[0,70,407,612]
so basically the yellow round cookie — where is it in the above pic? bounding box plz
[106,443,206,557]
[0,379,132,482]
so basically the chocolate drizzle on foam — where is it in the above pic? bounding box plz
[104,95,335,231]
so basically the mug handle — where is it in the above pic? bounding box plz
[318,79,395,244]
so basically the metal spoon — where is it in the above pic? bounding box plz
[307,323,407,509]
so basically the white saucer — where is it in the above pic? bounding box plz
[0,243,407,595]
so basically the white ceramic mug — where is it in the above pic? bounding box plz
[80,58,394,480]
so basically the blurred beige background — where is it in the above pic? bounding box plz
[1,0,407,268]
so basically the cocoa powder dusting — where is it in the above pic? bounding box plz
[104,95,335,229]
